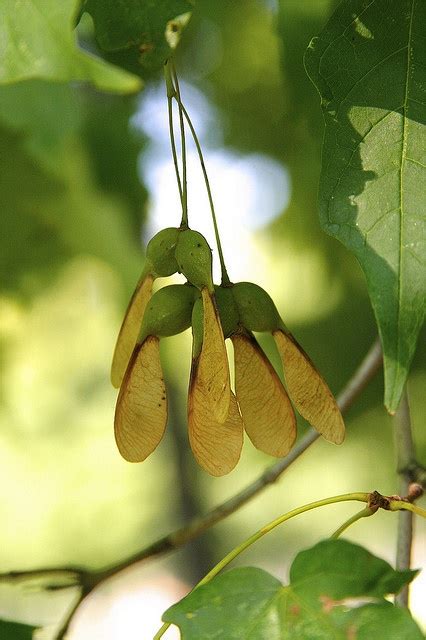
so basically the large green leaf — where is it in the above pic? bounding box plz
[0,0,141,93]
[163,539,422,639]
[304,0,425,412]
[0,619,37,640]
[83,0,192,73]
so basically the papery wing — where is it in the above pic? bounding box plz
[197,287,230,422]
[188,360,243,476]
[111,272,154,388]
[233,333,296,457]
[115,336,167,462]
[273,330,345,444]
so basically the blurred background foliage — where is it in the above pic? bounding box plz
[0,1,424,638]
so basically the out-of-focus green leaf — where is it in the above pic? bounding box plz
[0,81,81,171]
[304,0,426,412]
[0,619,36,640]
[0,81,144,295]
[163,539,422,639]
[83,0,192,73]
[82,95,147,230]
[0,0,141,93]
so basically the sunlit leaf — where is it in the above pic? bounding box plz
[83,0,192,73]
[111,271,154,388]
[0,0,141,93]
[304,0,426,412]
[115,336,167,462]
[163,540,422,639]
[232,332,296,457]
[188,385,243,476]
[273,329,345,444]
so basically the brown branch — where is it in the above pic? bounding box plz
[393,388,415,608]
[0,337,383,637]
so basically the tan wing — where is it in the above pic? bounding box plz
[273,330,345,444]
[188,359,243,476]
[114,336,167,462]
[111,272,154,388]
[233,333,296,457]
[196,287,230,422]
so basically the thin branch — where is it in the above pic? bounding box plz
[393,388,415,607]
[0,567,84,587]
[0,337,383,633]
[54,589,87,640]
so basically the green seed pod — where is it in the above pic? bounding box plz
[214,285,239,338]
[233,282,280,332]
[175,229,214,291]
[191,297,204,358]
[146,227,180,277]
[140,284,197,341]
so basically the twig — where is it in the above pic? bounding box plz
[393,388,415,607]
[0,338,383,636]
[54,589,87,640]
[0,567,84,588]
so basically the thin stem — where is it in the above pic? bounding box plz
[178,101,231,286]
[54,589,86,640]
[200,493,368,585]
[153,493,370,638]
[164,62,183,209]
[389,501,426,518]
[330,506,375,539]
[170,62,188,226]
[168,97,184,206]
[393,388,415,607]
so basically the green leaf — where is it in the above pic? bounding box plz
[304,0,426,412]
[163,567,283,639]
[0,80,144,295]
[83,0,192,73]
[0,619,37,640]
[0,81,81,170]
[163,540,422,639]
[0,0,141,93]
[338,602,426,640]
[290,539,418,601]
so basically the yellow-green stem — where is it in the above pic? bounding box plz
[330,506,375,539]
[178,101,231,286]
[389,500,426,518]
[164,62,183,210]
[170,62,188,227]
[153,492,369,639]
